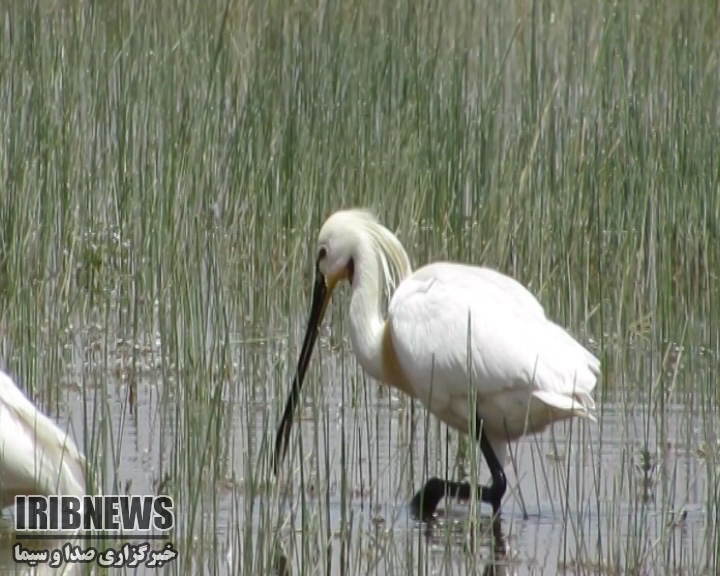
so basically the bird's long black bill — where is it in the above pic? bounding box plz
[273,269,329,475]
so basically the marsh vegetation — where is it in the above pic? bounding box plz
[0,0,718,574]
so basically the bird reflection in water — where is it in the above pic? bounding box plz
[419,511,516,576]
[270,513,515,576]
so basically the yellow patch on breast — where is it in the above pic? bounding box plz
[380,321,417,400]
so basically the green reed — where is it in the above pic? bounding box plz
[0,0,717,574]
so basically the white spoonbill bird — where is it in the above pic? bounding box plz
[0,369,86,509]
[274,209,600,519]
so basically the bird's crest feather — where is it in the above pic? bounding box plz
[340,209,413,299]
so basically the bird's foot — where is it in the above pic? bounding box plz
[408,477,448,522]
[409,476,505,522]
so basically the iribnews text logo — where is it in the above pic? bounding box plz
[15,495,174,534]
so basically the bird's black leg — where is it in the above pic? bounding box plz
[409,415,507,521]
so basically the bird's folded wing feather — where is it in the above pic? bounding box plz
[388,264,600,412]
[0,371,86,496]
[408,263,548,320]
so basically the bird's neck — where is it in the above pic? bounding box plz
[348,241,388,382]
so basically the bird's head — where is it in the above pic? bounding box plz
[272,209,412,474]
[315,210,361,289]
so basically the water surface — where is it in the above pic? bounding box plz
[0,325,713,575]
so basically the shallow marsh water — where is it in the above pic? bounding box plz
[0,323,714,575]
[1,0,718,574]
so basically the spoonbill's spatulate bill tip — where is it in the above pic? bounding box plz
[274,209,600,519]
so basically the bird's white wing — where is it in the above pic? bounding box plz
[388,263,600,442]
[0,370,86,503]
[409,263,547,320]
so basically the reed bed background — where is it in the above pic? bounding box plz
[0,0,718,574]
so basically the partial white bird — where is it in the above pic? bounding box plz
[274,209,600,519]
[0,369,86,509]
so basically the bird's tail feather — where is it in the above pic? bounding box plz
[531,390,597,422]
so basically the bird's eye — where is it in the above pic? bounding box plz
[318,247,327,261]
